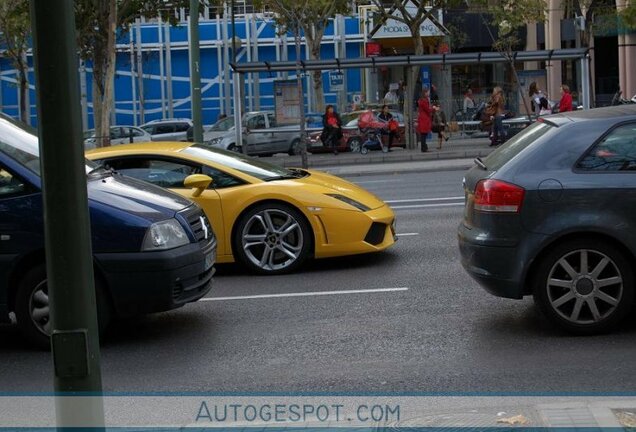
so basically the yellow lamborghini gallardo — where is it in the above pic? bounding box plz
[87,142,396,274]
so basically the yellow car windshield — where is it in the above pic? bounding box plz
[181,144,298,181]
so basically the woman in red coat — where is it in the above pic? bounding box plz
[559,84,573,112]
[417,88,432,152]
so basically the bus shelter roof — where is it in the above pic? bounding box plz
[230,48,590,73]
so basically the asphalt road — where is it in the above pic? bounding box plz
[2,169,636,394]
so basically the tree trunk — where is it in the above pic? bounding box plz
[17,59,29,125]
[93,0,117,148]
[306,33,325,113]
[404,29,424,150]
[92,79,105,147]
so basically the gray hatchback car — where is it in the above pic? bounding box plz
[459,105,636,334]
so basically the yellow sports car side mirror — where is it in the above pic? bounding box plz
[184,174,212,197]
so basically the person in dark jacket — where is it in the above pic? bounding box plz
[321,105,343,155]
[378,104,398,152]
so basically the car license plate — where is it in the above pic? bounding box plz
[204,249,215,271]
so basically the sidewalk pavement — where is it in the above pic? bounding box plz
[271,134,494,177]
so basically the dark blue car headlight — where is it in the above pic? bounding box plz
[142,219,190,251]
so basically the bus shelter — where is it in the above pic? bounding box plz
[229,48,591,150]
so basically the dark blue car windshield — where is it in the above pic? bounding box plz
[0,115,97,176]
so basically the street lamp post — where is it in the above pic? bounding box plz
[230,0,245,154]
[189,0,203,142]
[29,0,104,426]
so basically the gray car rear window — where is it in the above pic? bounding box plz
[482,121,554,171]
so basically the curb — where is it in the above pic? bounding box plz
[279,147,494,169]
[315,158,476,178]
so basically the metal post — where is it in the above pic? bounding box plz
[158,13,167,119]
[251,14,260,110]
[189,0,203,142]
[233,72,243,153]
[216,13,225,115]
[281,28,289,80]
[295,31,308,169]
[165,20,174,118]
[29,0,104,425]
[129,37,138,125]
[222,2,232,118]
[581,54,591,110]
[231,0,246,155]
[79,61,88,130]
[135,19,145,124]
[245,14,253,112]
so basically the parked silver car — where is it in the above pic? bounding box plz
[84,126,152,149]
[140,118,192,141]
[206,111,302,156]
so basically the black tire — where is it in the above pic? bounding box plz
[288,139,300,156]
[360,145,369,155]
[227,144,238,152]
[532,239,634,335]
[15,264,113,350]
[233,202,312,275]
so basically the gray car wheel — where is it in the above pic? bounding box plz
[15,264,113,350]
[533,239,634,334]
[348,138,361,153]
[233,203,312,275]
[288,139,300,156]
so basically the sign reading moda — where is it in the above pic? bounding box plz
[368,1,446,39]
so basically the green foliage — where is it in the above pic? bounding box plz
[619,4,636,30]
[0,0,30,122]
[74,0,192,63]
[0,0,30,64]
[255,0,350,36]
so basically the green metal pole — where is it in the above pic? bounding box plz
[189,0,203,142]
[29,0,104,425]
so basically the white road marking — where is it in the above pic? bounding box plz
[396,232,419,237]
[385,196,464,204]
[392,203,464,210]
[354,180,401,185]
[199,287,409,302]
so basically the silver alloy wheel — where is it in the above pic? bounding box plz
[349,138,361,153]
[241,209,304,271]
[546,249,623,324]
[29,280,50,336]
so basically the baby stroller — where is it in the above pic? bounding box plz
[358,110,389,154]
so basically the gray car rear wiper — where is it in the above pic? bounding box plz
[474,157,487,170]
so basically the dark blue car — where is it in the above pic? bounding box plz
[0,115,216,348]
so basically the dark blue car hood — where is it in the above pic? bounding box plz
[87,171,192,223]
